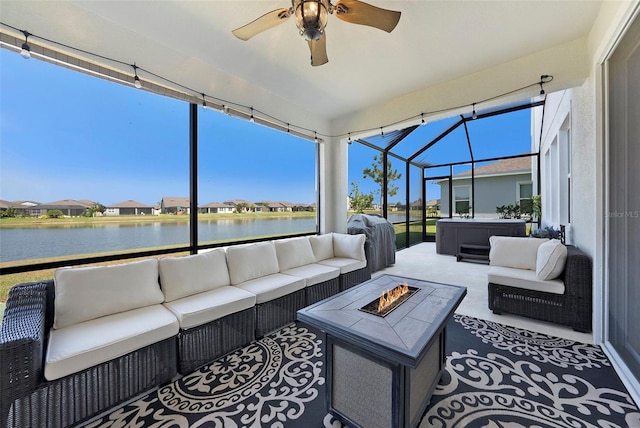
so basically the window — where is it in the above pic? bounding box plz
[0,50,189,266]
[0,47,319,274]
[517,181,533,215]
[453,185,471,217]
[197,111,317,244]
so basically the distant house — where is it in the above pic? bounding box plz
[407,199,440,212]
[255,201,279,212]
[256,201,287,212]
[223,199,257,213]
[425,199,441,216]
[161,196,190,214]
[105,200,154,216]
[438,157,533,218]
[37,199,94,217]
[293,203,315,212]
[391,202,404,211]
[200,202,234,214]
[278,201,295,212]
[0,200,41,216]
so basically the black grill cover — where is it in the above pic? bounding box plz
[347,214,396,273]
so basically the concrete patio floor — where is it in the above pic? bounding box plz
[378,242,593,344]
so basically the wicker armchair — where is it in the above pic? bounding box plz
[488,245,592,332]
[0,280,177,428]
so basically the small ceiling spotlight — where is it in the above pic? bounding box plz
[421,113,426,126]
[314,131,318,143]
[132,64,142,89]
[472,103,477,120]
[250,107,255,123]
[20,30,31,59]
[201,93,209,110]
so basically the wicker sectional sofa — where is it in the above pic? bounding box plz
[487,236,592,332]
[0,232,369,428]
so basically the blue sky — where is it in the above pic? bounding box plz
[1,48,533,207]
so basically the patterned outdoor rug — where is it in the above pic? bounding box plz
[84,315,640,428]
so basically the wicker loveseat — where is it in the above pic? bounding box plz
[0,232,370,428]
[487,236,592,332]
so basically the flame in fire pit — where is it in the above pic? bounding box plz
[377,283,409,313]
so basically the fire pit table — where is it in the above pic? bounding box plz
[297,274,466,428]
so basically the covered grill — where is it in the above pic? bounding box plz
[347,214,396,274]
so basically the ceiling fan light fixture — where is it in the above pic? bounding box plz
[294,0,329,41]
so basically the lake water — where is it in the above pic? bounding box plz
[0,218,316,262]
[0,214,416,262]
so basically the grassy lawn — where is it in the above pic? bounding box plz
[0,211,316,228]
[394,218,437,248]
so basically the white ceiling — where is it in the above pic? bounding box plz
[0,1,605,137]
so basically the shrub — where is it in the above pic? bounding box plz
[47,209,64,218]
[496,203,521,219]
[530,226,562,239]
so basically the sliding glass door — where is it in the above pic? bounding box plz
[607,12,640,383]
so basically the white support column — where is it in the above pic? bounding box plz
[319,136,348,234]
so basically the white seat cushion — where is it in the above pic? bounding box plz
[227,241,280,285]
[309,233,335,261]
[318,257,367,274]
[281,263,340,286]
[163,286,256,330]
[275,237,316,271]
[159,249,231,302]
[488,266,565,294]
[536,239,567,280]
[45,304,179,381]
[53,259,164,329]
[234,273,305,304]
[489,236,549,270]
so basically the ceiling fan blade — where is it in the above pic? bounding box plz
[334,0,401,33]
[232,8,291,41]
[308,33,329,66]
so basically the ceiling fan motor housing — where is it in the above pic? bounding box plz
[294,0,330,41]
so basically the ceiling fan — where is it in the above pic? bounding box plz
[232,0,401,66]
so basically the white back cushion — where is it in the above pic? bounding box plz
[489,236,548,270]
[536,239,568,280]
[54,258,164,329]
[333,233,366,261]
[159,249,230,302]
[226,241,280,285]
[275,237,316,271]
[309,233,335,261]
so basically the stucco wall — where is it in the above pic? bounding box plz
[440,173,532,218]
[569,79,597,255]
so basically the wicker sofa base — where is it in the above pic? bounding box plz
[255,288,306,338]
[177,307,256,374]
[306,277,340,306]
[488,283,591,332]
[339,266,372,291]
[5,336,177,428]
